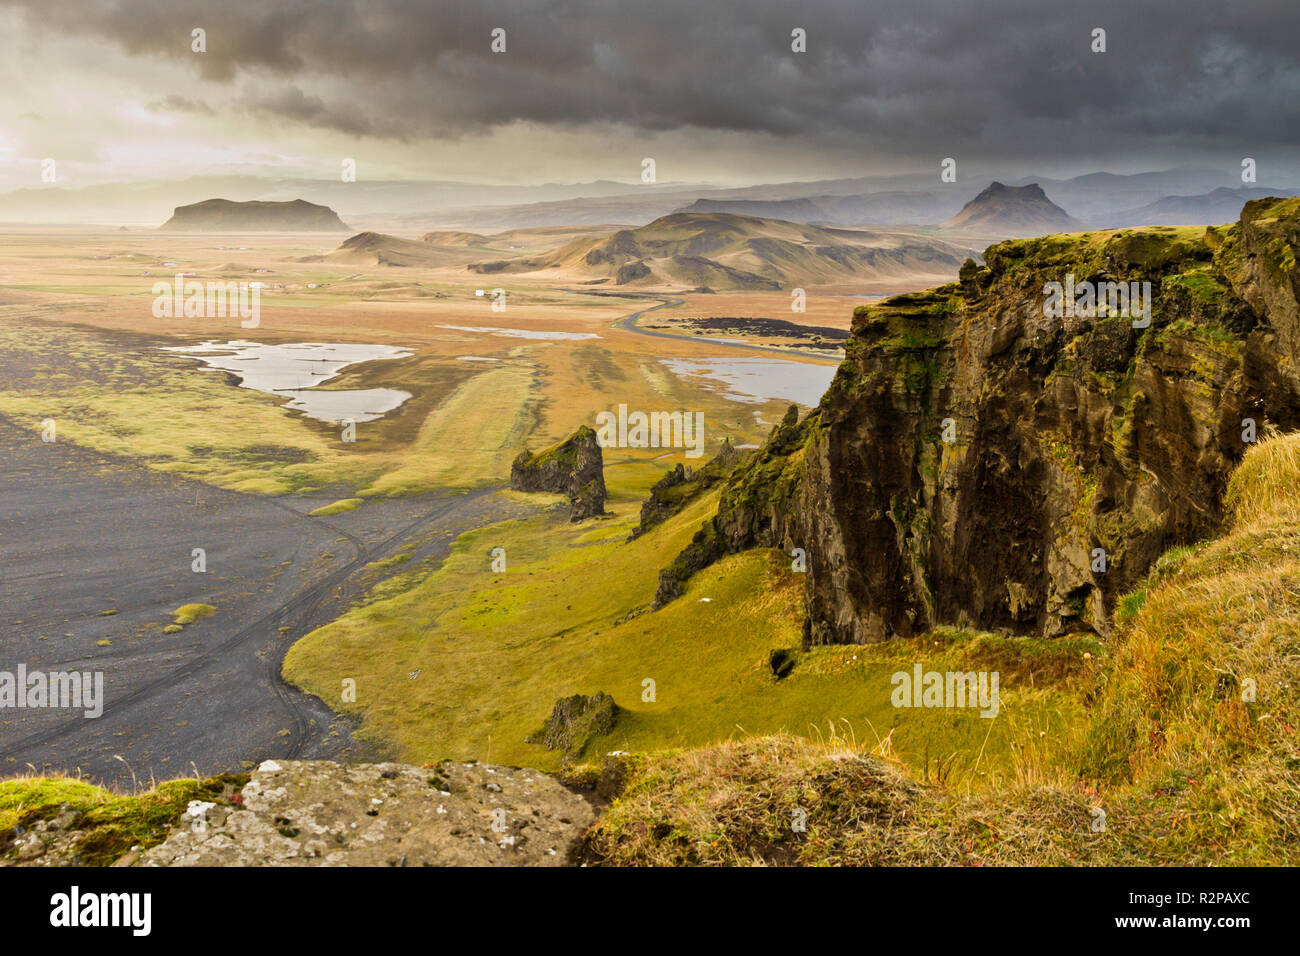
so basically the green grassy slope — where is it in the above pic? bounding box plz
[283,461,1093,782]
[584,431,1300,865]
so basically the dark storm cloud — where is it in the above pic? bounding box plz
[7,0,1300,159]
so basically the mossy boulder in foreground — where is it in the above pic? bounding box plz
[138,760,594,866]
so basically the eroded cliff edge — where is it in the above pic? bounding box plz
[658,198,1300,645]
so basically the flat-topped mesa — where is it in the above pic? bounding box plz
[654,198,1300,645]
[160,198,351,232]
[510,425,607,522]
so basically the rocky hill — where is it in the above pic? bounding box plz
[322,230,450,266]
[418,229,495,247]
[4,759,597,867]
[657,198,1300,645]
[160,198,350,232]
[467,212,975,290]
[941,182,1083,236]
[316,226,618,267]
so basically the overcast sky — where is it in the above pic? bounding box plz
[1,0,1297,191]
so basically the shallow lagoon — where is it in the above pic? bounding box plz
[161,340,414,423]
[660,356,837,408]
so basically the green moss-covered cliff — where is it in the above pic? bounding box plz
[658,198,1300,645]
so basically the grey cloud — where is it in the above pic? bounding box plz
[5,0,1299,165]
[149,94,215,115]
[240,85,379,137]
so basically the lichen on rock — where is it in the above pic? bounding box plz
[138,760,594,867]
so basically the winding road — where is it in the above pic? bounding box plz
[584,288,845,363]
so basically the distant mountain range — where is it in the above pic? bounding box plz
[363,167,1300,234]
[680,190,960,227]
[1006,169,1293,222]
[462,212,976,290]
[0,175,685,227]
[1,167,1297,237]
[304,212,976,291]
[1107,186,1300,227]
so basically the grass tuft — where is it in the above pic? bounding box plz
[171,603,216,626]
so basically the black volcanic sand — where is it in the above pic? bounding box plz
[0,414,522,788]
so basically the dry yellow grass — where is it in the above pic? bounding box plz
[581,734,1107,866]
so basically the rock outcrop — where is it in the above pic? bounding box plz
[631,437,739,539]
[139,760,594,866]
[526,692,620,759]
[654,408,806,607]
[658,198,1300,645]
[510,426,607,521]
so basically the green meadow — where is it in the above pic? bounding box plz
[284,464,1094,789]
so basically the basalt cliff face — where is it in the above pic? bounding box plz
[659,198,1300,645]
